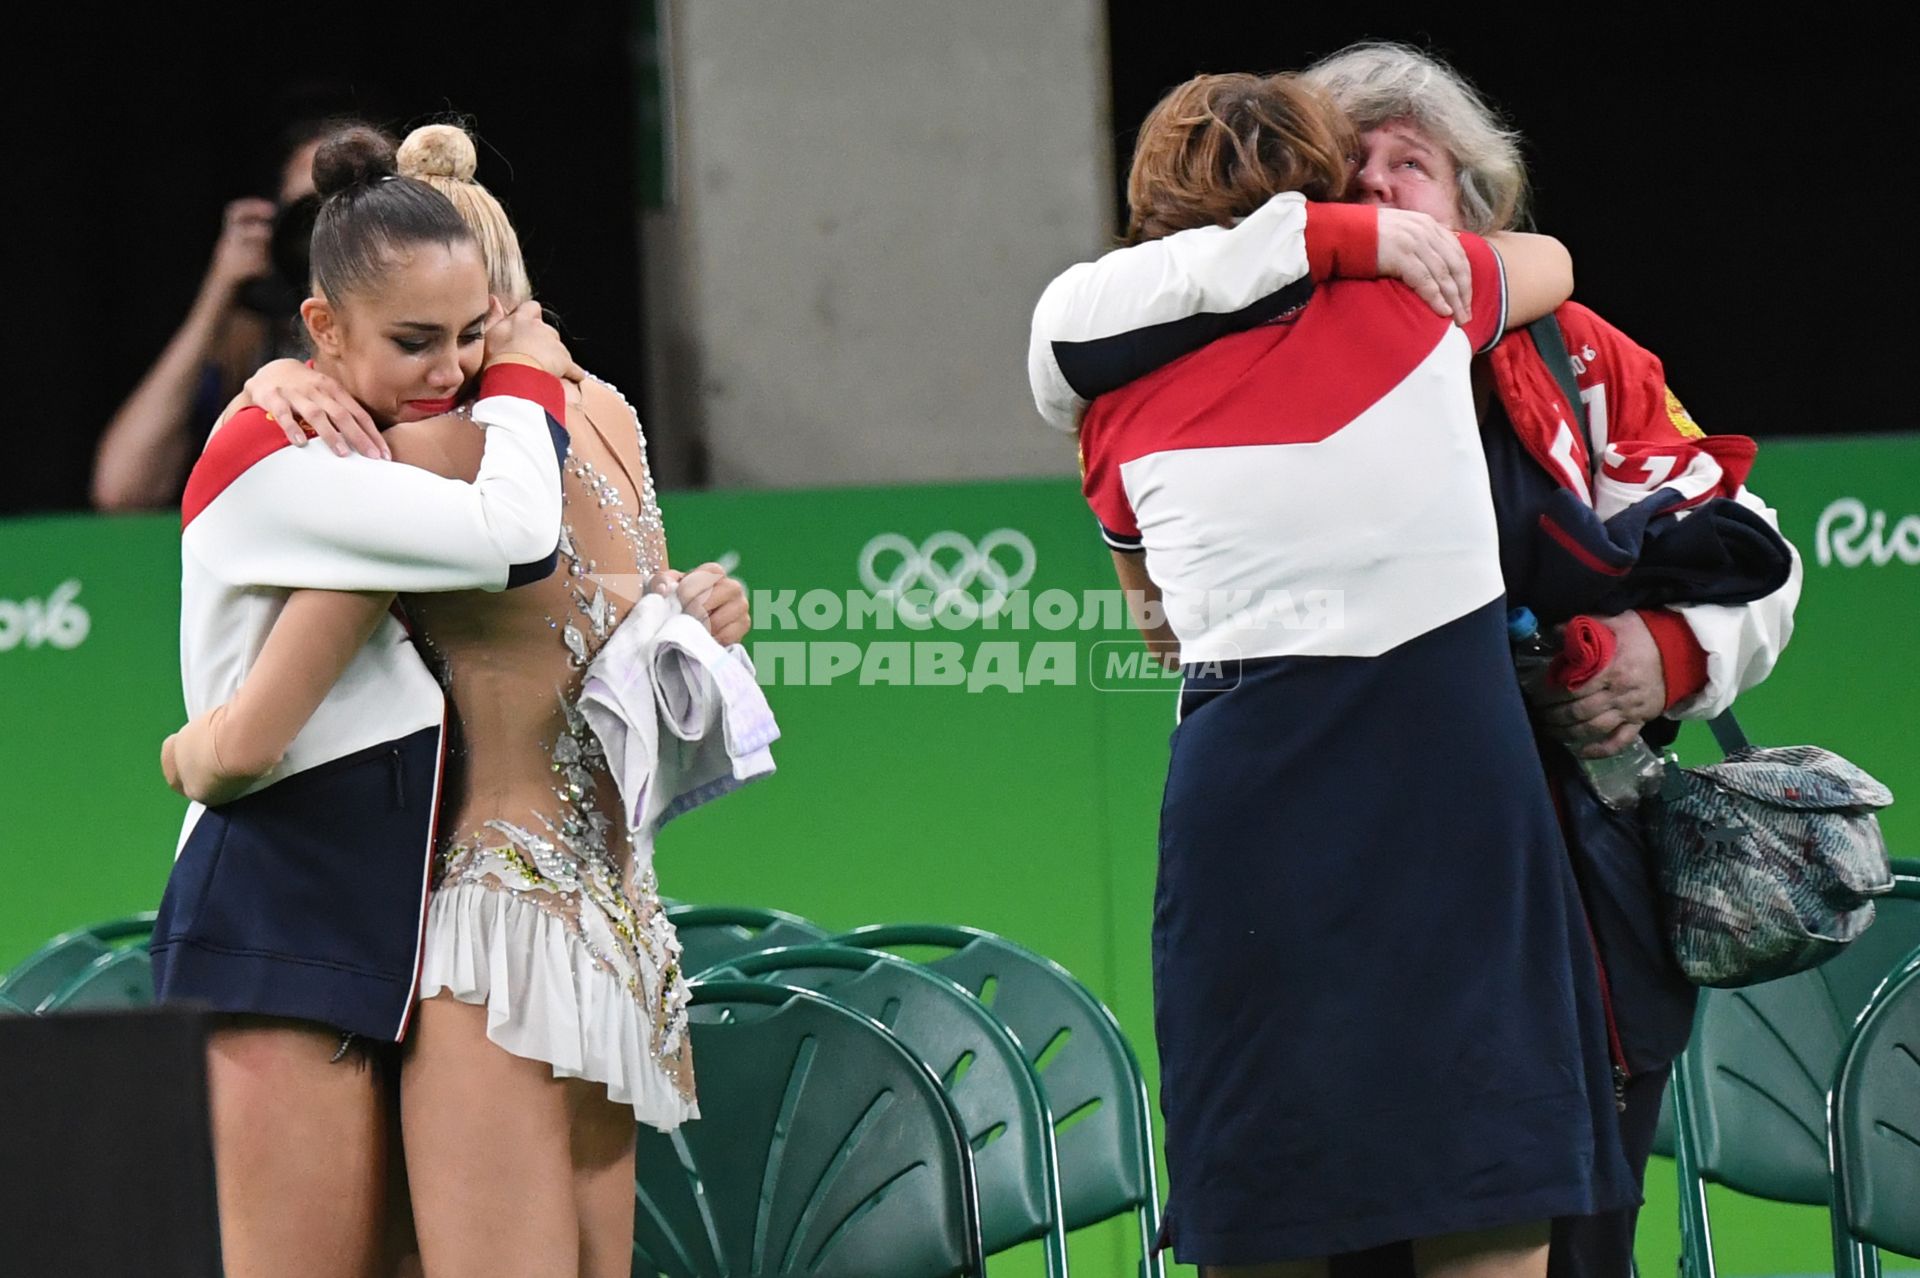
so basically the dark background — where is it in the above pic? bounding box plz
[1105,8,1910,450]
[10,2,648,517]
[5,4,1908,516]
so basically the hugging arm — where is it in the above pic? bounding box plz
[1485,232,1572,331]
[163,405,501,803]
[183,362,569,594]
[227,359,387,460]
[1029,191,1569,428]
[163,590,393,803]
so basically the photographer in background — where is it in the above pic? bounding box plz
[91,118,384,512]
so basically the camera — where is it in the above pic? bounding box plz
[235,192,320,323]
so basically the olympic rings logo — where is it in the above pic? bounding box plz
[857,529,1037,623]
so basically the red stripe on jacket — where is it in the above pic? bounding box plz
[181,408,295,530]
[1637,608,1711,710]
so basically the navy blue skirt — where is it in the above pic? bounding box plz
[150,726,443,1044]
[1153,597,1634,1264]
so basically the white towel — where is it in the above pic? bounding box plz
[578,593,779,832]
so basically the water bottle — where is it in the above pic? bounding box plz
[1507,607,1668,810]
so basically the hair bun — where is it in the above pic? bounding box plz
[312,126,399,198]
[397,124,478,182]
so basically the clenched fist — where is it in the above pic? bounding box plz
[649,563,751,647]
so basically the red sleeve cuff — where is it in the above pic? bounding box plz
[1304,202,1379,282]
[1639,608,1710,711]
[478,363,567,424]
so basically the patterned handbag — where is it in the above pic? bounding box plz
[1645,714,1895,988]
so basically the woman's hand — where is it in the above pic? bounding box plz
[485,301,586,383]
[161,708,262,807]
[1375,208,1473,325]
[1530,611,1668,758]
[245,360,388,460]
[650,564,752,647]
[160,732,184,796]
[205,198,275,297]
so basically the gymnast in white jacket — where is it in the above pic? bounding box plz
[163,124,755,1278]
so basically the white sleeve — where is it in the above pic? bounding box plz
[1665,483,1804,719]
[1027,192,1313,432]
[183,369,567,593]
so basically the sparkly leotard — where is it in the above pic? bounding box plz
[410,374,697,1127]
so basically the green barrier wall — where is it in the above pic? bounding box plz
[3,435,1915,1276]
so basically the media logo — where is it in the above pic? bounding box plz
[1089,641,1242,693]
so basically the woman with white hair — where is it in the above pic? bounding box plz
[1029,41,1801,1278]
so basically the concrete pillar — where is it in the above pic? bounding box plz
[647,0,1111,488]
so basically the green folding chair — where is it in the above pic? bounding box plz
[664,905,828,980]
[704,944,1070,1276]
[1671,876,1920,1278]
[0,990,27,1016]
[39,947,156,1012]
[631,981,985,1278]
[1829,959,1920,1278]
[0,914,155,1014]
[834,924,1165,1278]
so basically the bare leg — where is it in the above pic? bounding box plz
[1201,1262,1328,1278]
[402,994,579,1278]
[1414,1221,1550,1278]
[207,1020,391,1278]
[569,1078,639,1278]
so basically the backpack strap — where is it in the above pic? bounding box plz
[1708,710,1751,756]
[1528,313,1588,435]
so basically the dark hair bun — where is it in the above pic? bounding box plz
[312,126,399,198]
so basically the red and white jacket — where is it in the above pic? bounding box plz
[1028,195,1800,719]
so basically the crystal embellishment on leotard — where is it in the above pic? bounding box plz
[484,819,582,890]
[568,457,626,515]
[560,765,594,802]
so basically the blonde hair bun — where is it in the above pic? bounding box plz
[397,124,478,183]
